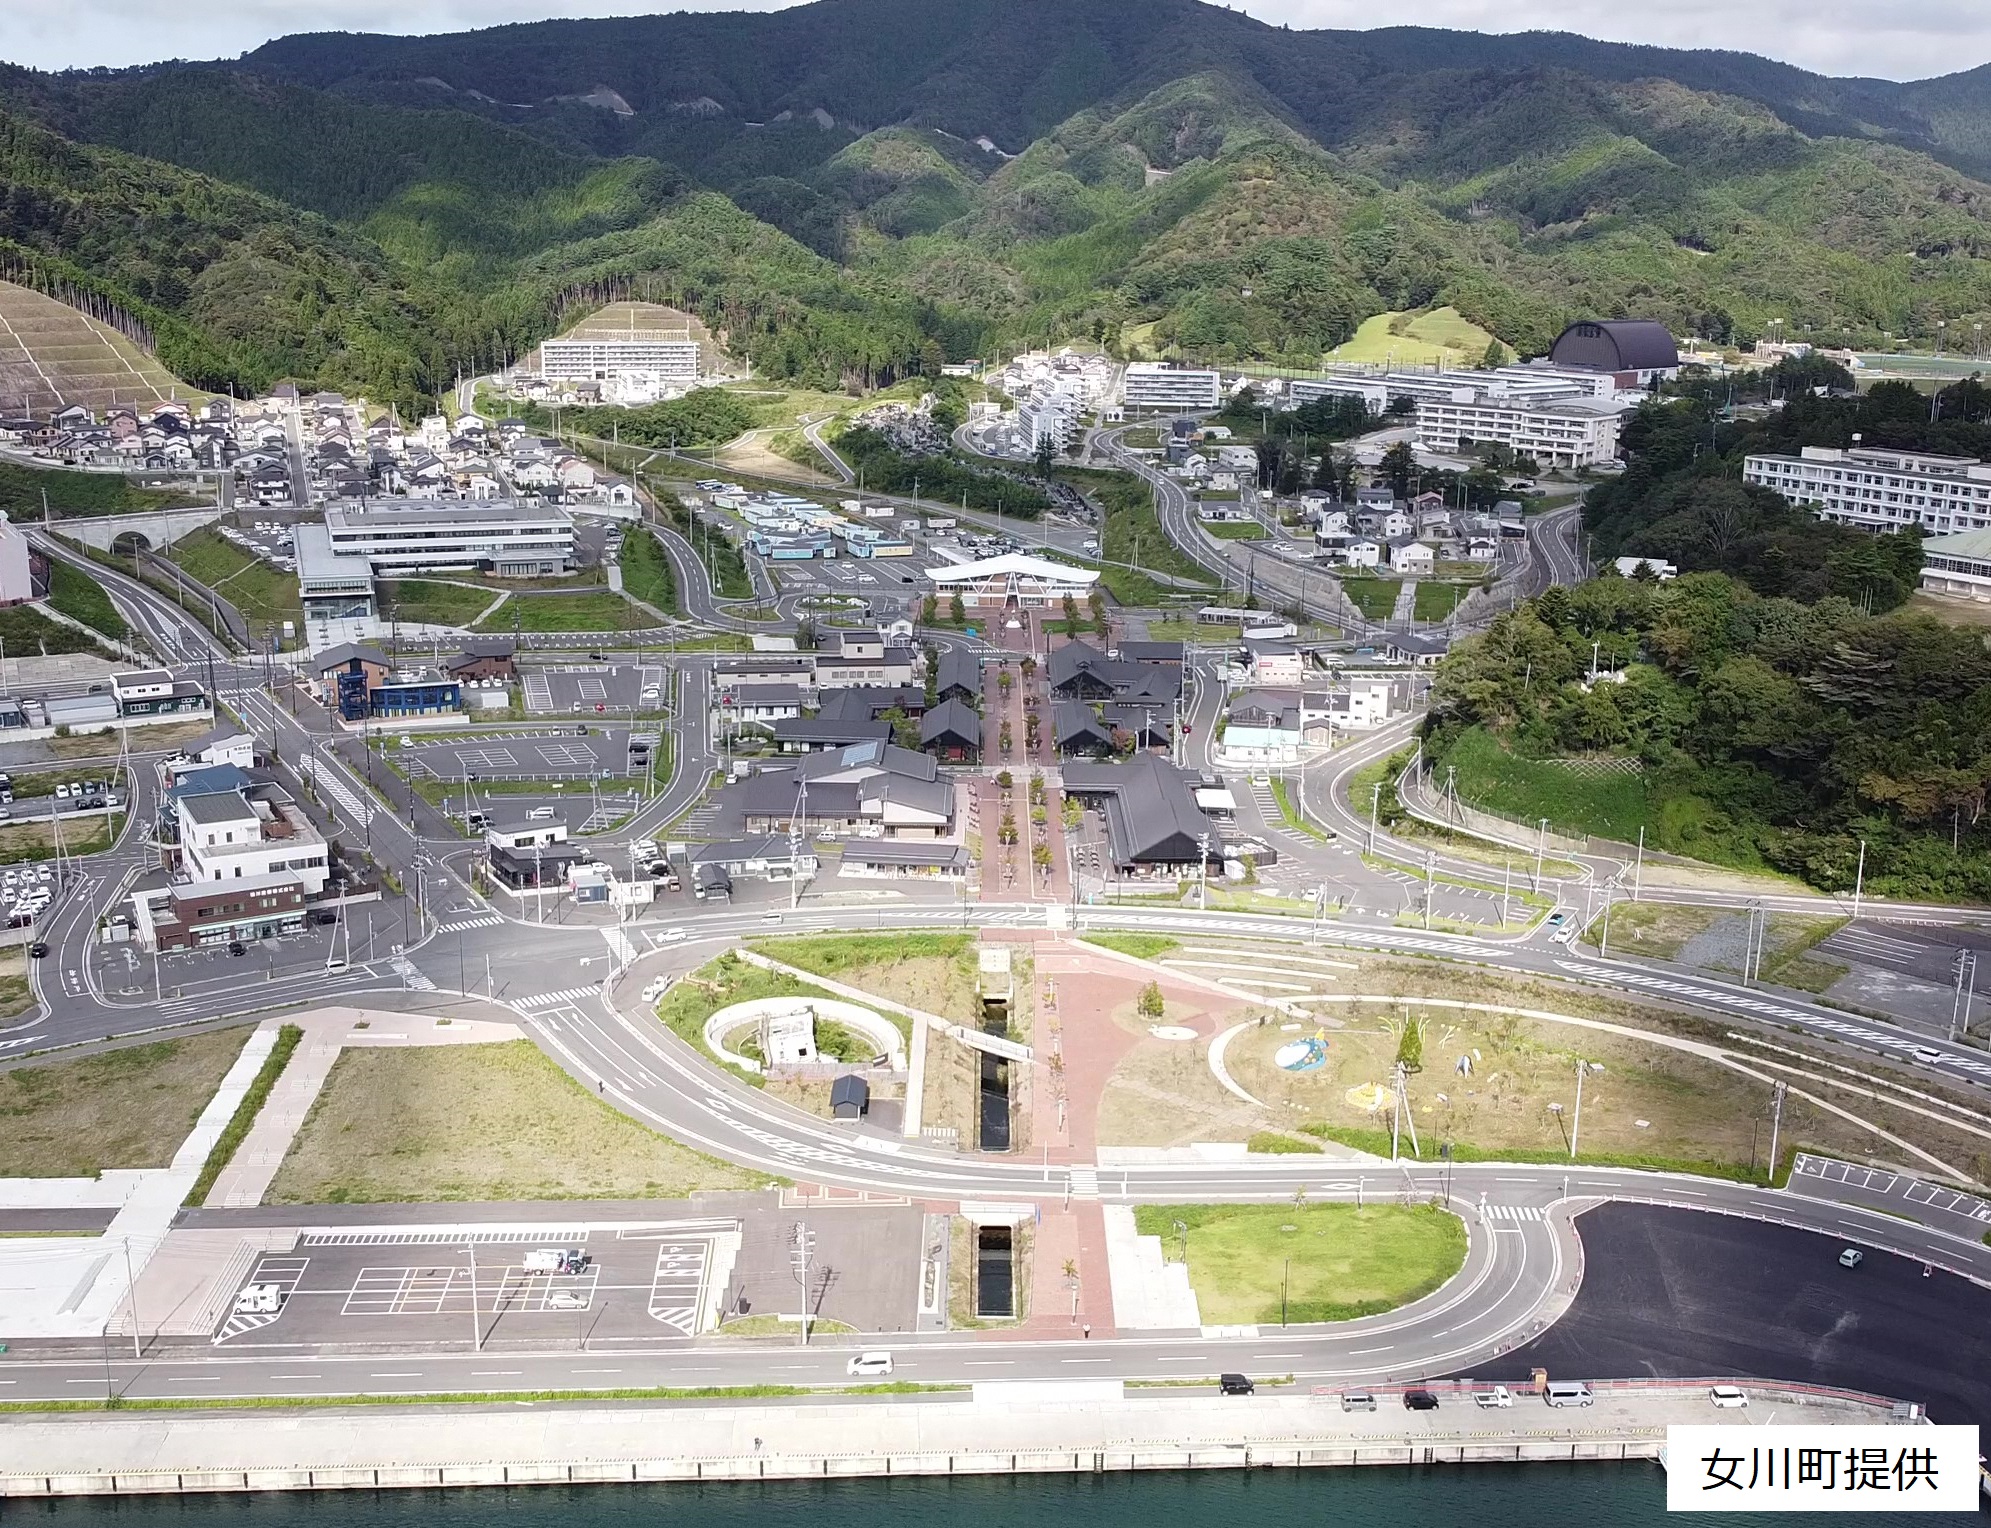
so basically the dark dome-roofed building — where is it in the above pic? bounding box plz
[1550,321,1681,384]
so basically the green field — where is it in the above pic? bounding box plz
[44,556,130,640]
[621,526,678,614]
[1443,725,1648,842]
[475,590,650,633]
[0,461,199,521]
[378,580,494,628]
[1135,1203,1467,1324]
[166,528,303,634]
[1338,577,1401,621]
[689,520,754,600]
[1202,520,1267,540]
[0,600,103,658]
[1325,307,1498,367]
[1412,581,1471,621]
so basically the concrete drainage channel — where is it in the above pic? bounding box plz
[975,1226,1015,1318]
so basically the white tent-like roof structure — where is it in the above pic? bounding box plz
[925,552,1099,597]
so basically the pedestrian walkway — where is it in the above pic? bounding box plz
[1101,1204,1200,1329]
[1390,580,1417,625]
[515,985,602,1009]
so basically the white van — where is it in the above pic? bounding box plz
[232,1283,284,1315]
[846,1351,894,1377]
[526,806,557,821]
[1544,1381,1594,1408]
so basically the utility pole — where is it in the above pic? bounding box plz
[1952,951,1979,1042]
[464,1242,483,1351]
[1765,1080,1788,1183]
[1422,850,1434,930]
[1599,880,1614,957]
[1368,782,1382,855]
[1633,827,1644,902]
[1197,831,1211,910]
[1852,838,1867,921]
[1570,1059,1601,1158]
[1534,818,1548,892]
[789,1223,816,1344]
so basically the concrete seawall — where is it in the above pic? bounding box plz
[0,1383,1907,1498]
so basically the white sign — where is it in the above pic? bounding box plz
[1665,1425,1979,1512]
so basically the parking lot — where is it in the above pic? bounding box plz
[89,900,419,995]
[212,1220,742,1347]
[227,518,297,575]
[521,662,665,717]
[394,727,653,784]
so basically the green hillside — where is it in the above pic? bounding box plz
[12,0,1991,408]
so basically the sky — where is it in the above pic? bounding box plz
[0,0,1983,82]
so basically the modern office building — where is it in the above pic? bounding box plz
[1121,363,1221,412]
[1741,445,1991,534]
[1413,395,1622,468]
[539,337,700,385]
[323,498,574,576]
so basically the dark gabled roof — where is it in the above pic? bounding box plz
[918,696,981,749]
[935,646,980,697]
[1054,700,1113,750]
[867,772,955,819]
[1102,703,1173,740]
[772,716,891,746]
[729,683,805,707]
[1549,319,1680,375]
[818,685,922,720]
[314,642,389,672]
[1060,755,1213,866]
[1117,640,1184,664]
[453,637,515,660]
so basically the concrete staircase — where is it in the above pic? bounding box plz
[1101,1205,1200,1329]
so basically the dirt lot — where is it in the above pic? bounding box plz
[0,945,30,1020]
[1097,947,1991,1182]
[1590,903,1847,991]
[0,1028,250,1177]
[265,1040,767,1203]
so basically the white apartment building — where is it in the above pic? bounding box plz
[539,337,700,385]
[322,498,575,576]
[1414,396,1621,468]
[1021,392,1081,453]
[1121,363,1220,412]
[1289,364,1618,413]
[1740,445,1991,534]
[177,787,330,896]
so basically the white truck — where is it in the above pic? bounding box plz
[522,1248,590,1275]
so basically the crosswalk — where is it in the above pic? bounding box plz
[1482,1204,1546,1222]
[517,986,600,1009]
[435,912,504,934]
[1068,1166,1100,1198]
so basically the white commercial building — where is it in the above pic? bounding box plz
[926,552,1098,610]
[1741,445,1991,534]
[539,337,700,386]
[1121,363,1220,412]
[176,786,329,896]
[323,498,575,576]
[1414,395,1621,468]
[1289,364,1616,413]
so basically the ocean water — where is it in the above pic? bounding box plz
[11,1464,1983,1527]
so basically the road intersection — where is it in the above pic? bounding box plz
[5,471,1990,1411]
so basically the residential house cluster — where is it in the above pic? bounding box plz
[0,400,233,472]
[1303,488,1513,574]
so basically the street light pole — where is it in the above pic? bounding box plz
[464,1243,482,1351]
[1852,838,1867,921]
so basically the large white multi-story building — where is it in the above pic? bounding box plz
[1021,392,1082,453]
[1121,363,1220,412]
[539,337,700,386]
[926,552,1099,610]
[323,498,575,576]
[177,785,330,895]
[1414,395,1621,468]
[1741,445,1991,535]
[1288,364,1617,413]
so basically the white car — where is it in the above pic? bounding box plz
[1709,1386,1748,1409]
[658,928,688,943]
[1911,1046,1946,1066]
[845,1351,894,1377]
[546,1290,588,1311]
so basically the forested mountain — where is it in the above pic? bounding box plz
[11,0,1991,408]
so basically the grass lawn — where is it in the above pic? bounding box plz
[1203,520,1267,541]
[1443,725,1648,842]
[44,557,129,641]
[751,931,978,1027]
[377,580,494,628]
[1079,933,1181,960]
[0,460,198,520]
[1338,577,1401,621]
[0,1028,251,1177]
[266,1040,764,1203]
[0,602,104,658]
[621,526,677,614]
[0,813,121,865]
[1412,581,1471,621]
[1325,307,1497,367]
[686,517,754,600]
[1134,1203,1466,1324]
[1271,777,1329,842]
[1146,620,1240,644]
[166,528,302,634]
[474,590,649,633]
[1061,465,1217,595]
[654,951,898,1078]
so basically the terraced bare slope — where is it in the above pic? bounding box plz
[549,300,727,375]
[0,279,196,415]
